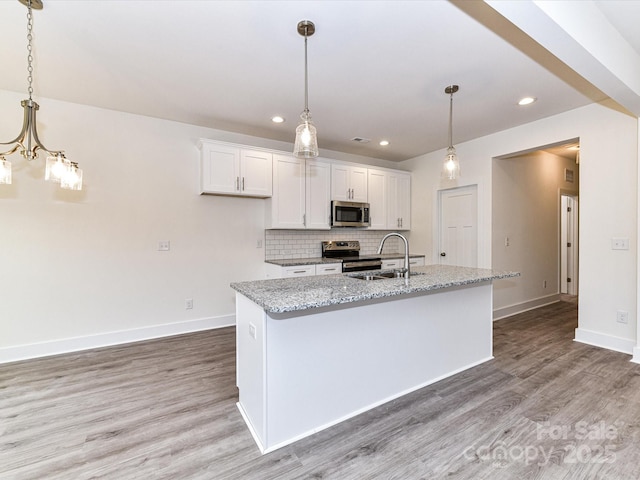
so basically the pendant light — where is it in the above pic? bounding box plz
[0,0,82,190]
[293,20,319,159]
[442,85,460,180]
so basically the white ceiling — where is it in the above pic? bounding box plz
[0,0,637,162]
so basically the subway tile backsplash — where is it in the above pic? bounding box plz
[265,230,402,260]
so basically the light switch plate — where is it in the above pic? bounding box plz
[612,238,629,250]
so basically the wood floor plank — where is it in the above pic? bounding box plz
[3,296,640,479]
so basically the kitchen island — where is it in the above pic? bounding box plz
[230,265,518,453]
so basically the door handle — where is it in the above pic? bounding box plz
[440,252,446,257]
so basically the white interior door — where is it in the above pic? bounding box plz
[561,195,579,295]
[439,185,478,267]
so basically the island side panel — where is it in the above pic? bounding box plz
[264,282,493,451]
[235,293,267,450]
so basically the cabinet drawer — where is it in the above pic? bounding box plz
[408,257,425,267]
[315,263,342,275]
[382,259,402,269]
[281,265,316,277]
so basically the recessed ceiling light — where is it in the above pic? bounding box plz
[379,140,390,146]
[518,97,537,106]
[271,116,285,123]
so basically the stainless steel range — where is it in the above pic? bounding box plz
[321,240,382,273]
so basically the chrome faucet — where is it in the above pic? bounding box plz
[377,232,410,279]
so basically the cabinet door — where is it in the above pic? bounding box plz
[387,171,411,230]
[349,166,368,202]
[240,149,272,197]
[269,154,305,229]
[331,164,350,201]
[306,159,331,229]
[367,169,387,230]
[200,142,240,194]
[396,173,411,230]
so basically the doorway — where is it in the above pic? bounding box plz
[438,185,478,267]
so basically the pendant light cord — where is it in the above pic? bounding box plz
[303,32,309,117]
[448,91,453,148]
[26,0,34,101]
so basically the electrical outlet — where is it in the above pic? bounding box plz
[617,310,629,324]
[256,239,263,248]
[158,240,170,251]
[185,298,193,310]
[249,323,257,339]
[505,236,510,247]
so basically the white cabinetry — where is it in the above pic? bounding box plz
[331,164,368,202]
[387,171,411,230]
[199,140,272,197]
[408,257,425,267]
[314,263,342,275]
[382,259,402,270]
[265,263,341,278]
[267,154,305,229]
[367,169,388,230]
[382,256,424,270]
[305,159,332,229]
[266,156,331,230]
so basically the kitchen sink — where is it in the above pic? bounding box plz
[351,270,424,281]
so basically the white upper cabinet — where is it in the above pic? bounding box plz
[266,155,331,230]
[199,140,272,197]
[305,159,332,229]
[367,169,388,230]
[331,164,368,202]
[387,171,411,230]
[267,154,306,229]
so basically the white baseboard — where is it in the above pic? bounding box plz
[574,328,635,355]
[492,293,561,320]
[632,346,640,364]
[0,315,235,364]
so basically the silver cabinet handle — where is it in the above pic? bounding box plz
[303,213,306,226]
[242,177,245,191]
[236,177,240,191]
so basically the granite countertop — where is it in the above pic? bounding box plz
[266,253,426,267]
[231,264,519,314]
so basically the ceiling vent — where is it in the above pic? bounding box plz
[351,137,371,144]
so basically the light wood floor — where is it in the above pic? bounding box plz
[3,297,640,479]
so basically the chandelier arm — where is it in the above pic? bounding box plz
[27,101,63,157]
[0,101,31,148]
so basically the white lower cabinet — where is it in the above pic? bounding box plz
[315,263,342,275]
[382,259,402,270]
[382,257,425,270]
[265,263,341,279]
[408,257,425,268]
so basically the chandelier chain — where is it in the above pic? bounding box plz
[26,0,34,100]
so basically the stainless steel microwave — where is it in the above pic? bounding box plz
[331,201,370,228]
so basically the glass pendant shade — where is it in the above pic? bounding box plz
[442,146,460,180]
[60,162,83,191]
[0,158,12,184]
[45,154,69,184]
[293,114,319,159]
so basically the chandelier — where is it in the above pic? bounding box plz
[293,20,319,159]
[0,0,82,190]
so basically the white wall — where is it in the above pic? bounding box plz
[492,151,579,316]
[0,89,395,362]
[402,102,638,353]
